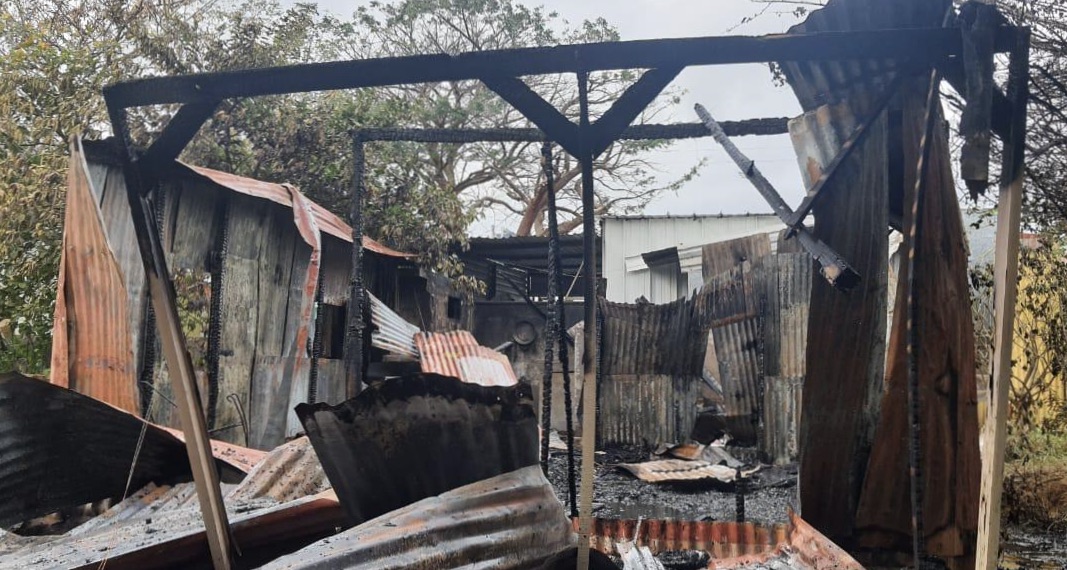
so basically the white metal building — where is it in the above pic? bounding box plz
[601,214,785,304]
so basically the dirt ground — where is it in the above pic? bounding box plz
[545,445,796,524]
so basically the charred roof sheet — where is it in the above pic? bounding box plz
[414,331,519,387]
[226,436,330,504]
[295,374,538,526]
[0,372,245,528]
[261,465,574,570]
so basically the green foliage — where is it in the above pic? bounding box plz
[0,0,699,373]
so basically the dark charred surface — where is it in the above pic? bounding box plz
[547,445,796,524]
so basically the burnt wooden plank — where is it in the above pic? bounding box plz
[255,207,297,358]
[856,82,981,566]
[320,237,353,305]
[217,253,260,446]
[282,242,314,357]
[169,180,219,271]
[248,355,311,450]
[794,105,888,540]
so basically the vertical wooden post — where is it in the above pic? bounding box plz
[976,29,1029,570]
[345,133,367,399]
[576,70,600,570]
[106,108,233,570]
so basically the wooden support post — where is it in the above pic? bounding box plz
[576,70,599,570]
[976,29,1030,570]
[344,134,367,399]
[106,107,233,570]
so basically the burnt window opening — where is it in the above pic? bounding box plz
[319,303,347,359]
[447,296,462,321]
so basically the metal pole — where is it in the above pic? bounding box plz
[576,70,599,570]
[106,107,233,570]
[344,133,367,398]
[976,29,1030,570]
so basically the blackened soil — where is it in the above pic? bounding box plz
[546,445,796,524]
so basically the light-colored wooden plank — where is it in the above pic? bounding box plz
[217,255,259,446]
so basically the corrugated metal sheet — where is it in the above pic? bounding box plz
[261,465,573,570]
[616,460,758,484]
[159,426,267,474]
[780,0,951,114]
[710,512,865,570]
[179,163,410,258]
[0,372,244,528]
[0,488,344,569]
[762,377,802,467]
[597,374,701,447]
[369,291,420,358]
[414,331,519,386]
[49,138,138,414]
[295,374,538,525]
[227,436,330,504]
[774,254,811,380]
[710,317,763,444]
[580,517,789,560]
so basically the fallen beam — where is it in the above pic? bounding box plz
[695,104,860,291]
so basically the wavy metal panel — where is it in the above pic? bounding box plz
[295,374,538,525]
[580,517,789,560]
[0,489,344,570]
[781,0,951,113]
[261,466,574,570]
[775,254,811,380]
[369,292,420,358]
[762,377,803,466]
[49,139,139,414]
[0,372,243,528]
[616,460,758,484]
[596,374,701,447]
[710,317,763,444]
[227,436,330,504]
[414,331,518,386]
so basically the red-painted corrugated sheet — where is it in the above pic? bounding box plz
[49,139,139,414]
[413,331,518,387]
[179,163,411,258]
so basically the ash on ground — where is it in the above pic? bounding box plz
[545,445,797,524]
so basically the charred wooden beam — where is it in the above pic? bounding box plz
[481,76,581,157]
[589,66,684,156]
[695,104,860,291]
[344,135,367,398]
[958,2,1000,198]
[136,100,219,183]
[104,28,1019,109]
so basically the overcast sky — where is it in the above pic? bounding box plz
[290,0,811,235]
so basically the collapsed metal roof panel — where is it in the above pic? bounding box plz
[781,0,951,112]
[177,162,411,258]
[368,292,420,358]
[414,331,519,387]
[710,511,865,569]
[582,517,790,560]
[261,465,574,570]
[616,459,759,484]
[226,436,330,504]
[0,372,246,528]
[295,374,538,526]
[160,426,267,474]
[0,488,344,569]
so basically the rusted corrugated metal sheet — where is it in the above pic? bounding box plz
[617,459,759,484]
[49,138,139,414]
[580,517,789,560]
[710,316,763,444]
[261,465,574,570]
[0,488,344,569]
[227,436,330,504]
[775,254,811,380]
[710,512,865,569]
[414,331,519,386]
[369,292,420,358]
[597,374,701,446]
[159,426,267,473]
[179,163,410,258]
[295,374,537,526]
[0,372,245,528]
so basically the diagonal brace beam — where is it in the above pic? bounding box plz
[137,100,220,185]
[695,103,860,291]
[783,78,903,234]
[481,76,581,156]
[589,66,683,157]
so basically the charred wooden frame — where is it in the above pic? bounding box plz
[102,24,1029,570]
